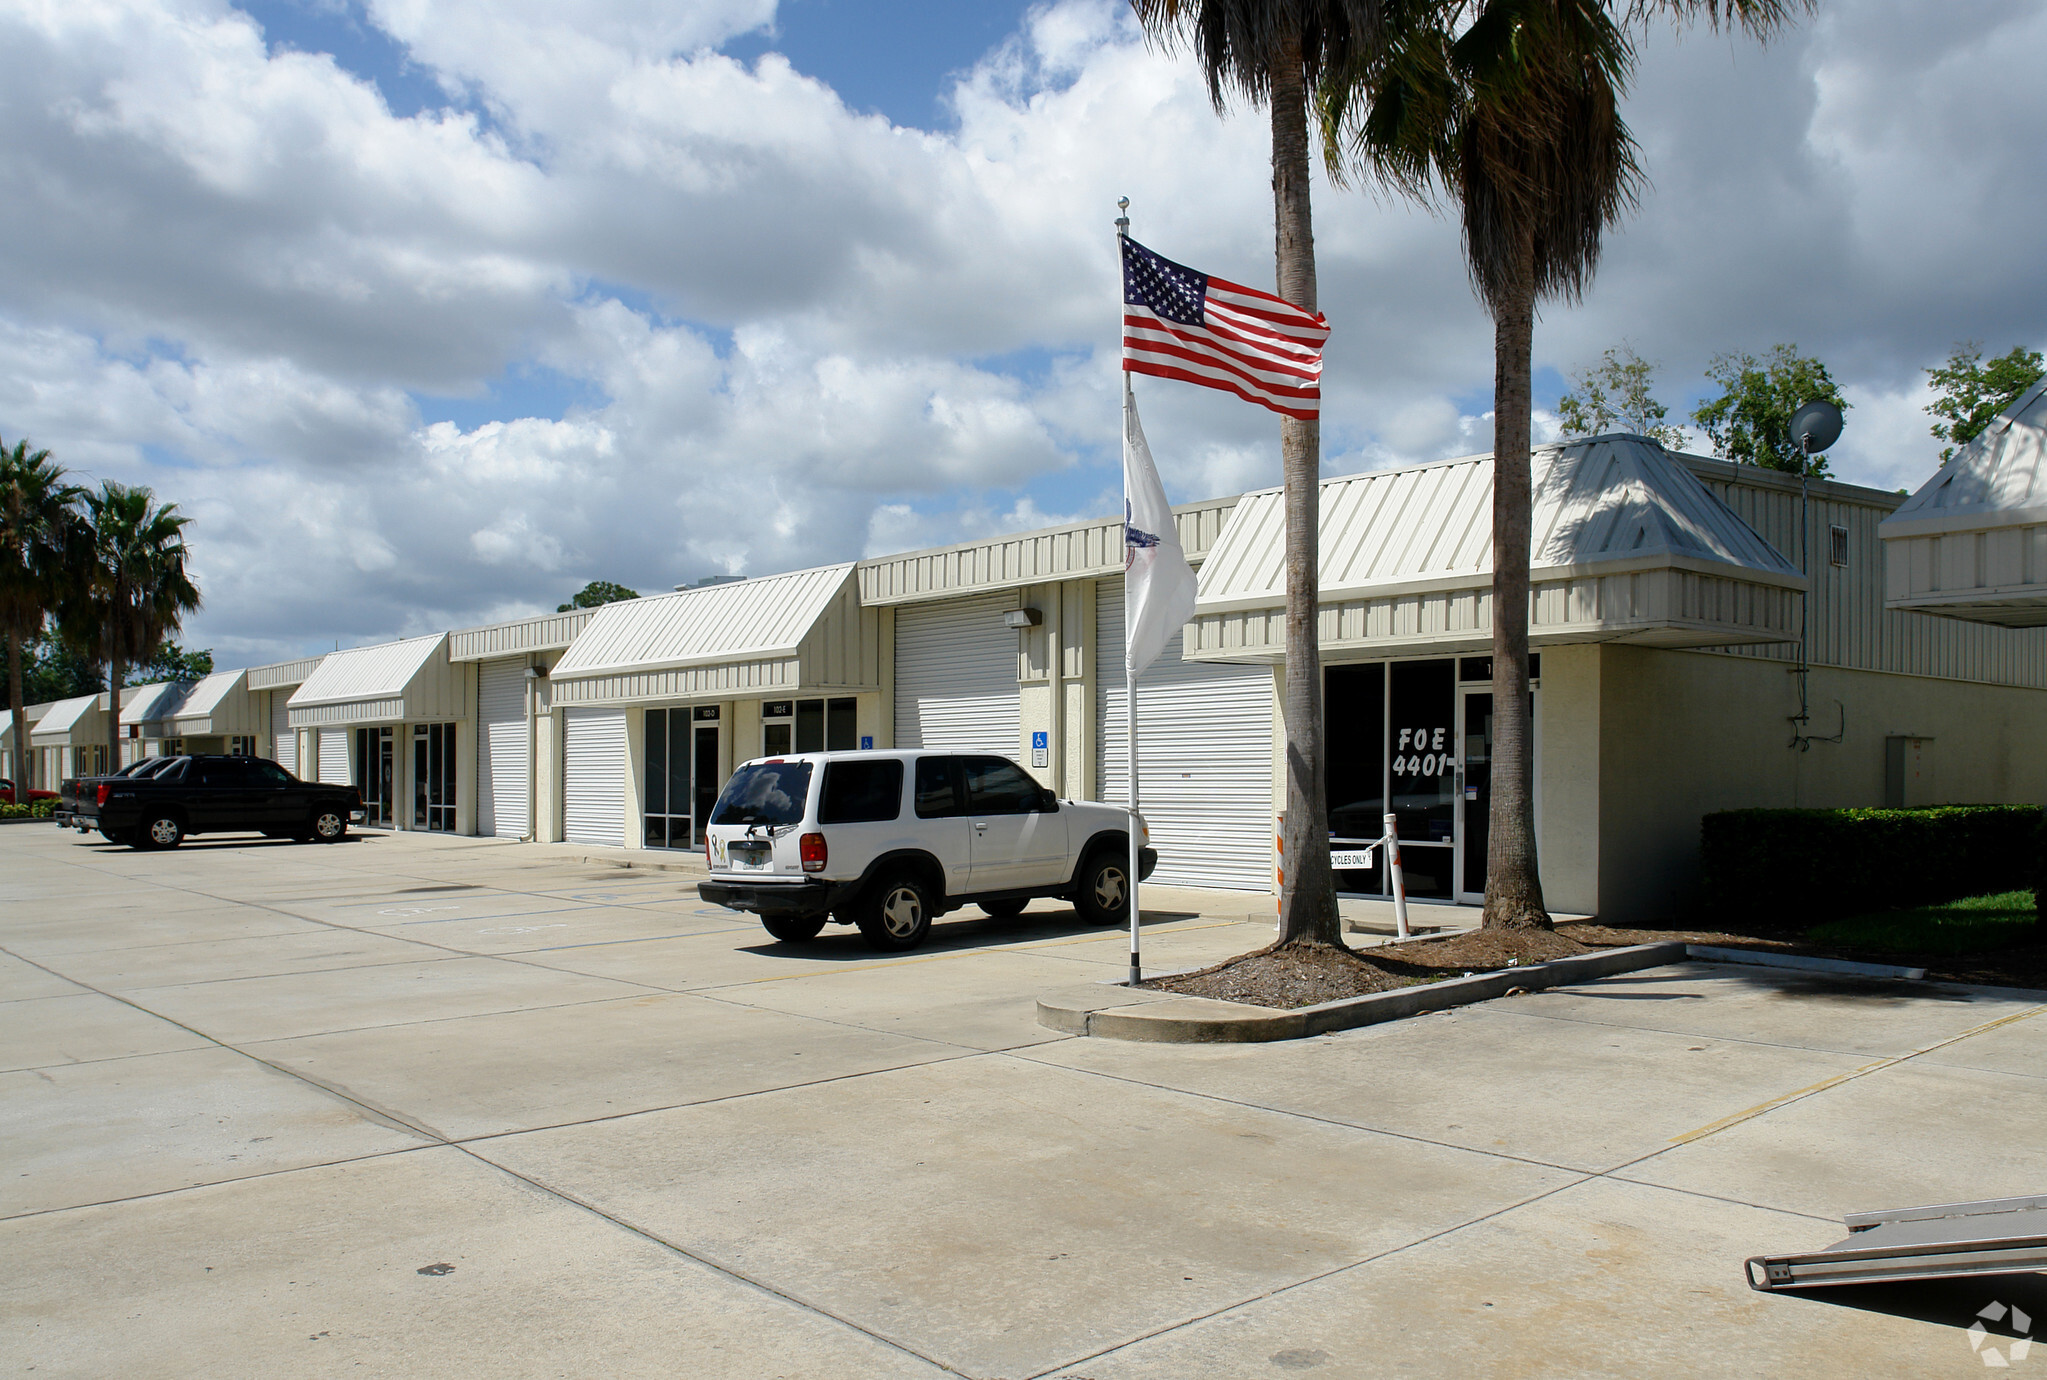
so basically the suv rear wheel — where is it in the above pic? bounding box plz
[1075,850,1130,926]
[856,871,934,952]
[761,913,828,943]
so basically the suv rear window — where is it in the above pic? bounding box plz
[819,760,902,824]
[711,761,814,827]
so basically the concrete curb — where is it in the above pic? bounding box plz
[1684,944,1927,981]
[1036,941,1689,1043]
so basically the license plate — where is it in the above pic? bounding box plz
[726,845,772,871]
[1331,849,1376,869]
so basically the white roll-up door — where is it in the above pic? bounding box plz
[318,728,351,785]
[563,706,626,847]
[1096,577,1275,891]
[270,693,296,774]
[476,659,529,838]
[893,593,1021,757]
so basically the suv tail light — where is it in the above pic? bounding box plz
[799,832,827,873]
[96,783,111,807]
[704,831,713,867]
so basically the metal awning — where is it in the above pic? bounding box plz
[549,563,881,705]
[123,682,189,736]
[287,634,461,728]
[1188,434,1807,663]
[167,670,261,737]
[31,694,104,747]
[1880,380,2047,628]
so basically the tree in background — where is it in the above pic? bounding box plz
[57,483,202,767]
[1,438,86,789]
[1133,0,1387,950]
[1926,343,2045,464]
[132,641,214,685]
[1556,344,1683,448]
[1321,0,1803,932]
[0,633,106,706]
[1690,344,1847,477]
[558,580,640,612]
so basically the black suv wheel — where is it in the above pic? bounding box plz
[1075,850,1130,926]
[855,871,934,952]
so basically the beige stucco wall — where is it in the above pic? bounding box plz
[1596,644,2047,923]
[1535,643,1600,915]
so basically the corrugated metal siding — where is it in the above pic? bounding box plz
[271,693,296,774]
[553,565,854,682]
[859,497,1239,607]
[563,707,626,847]
[893,593,1021,756]
[169,670,258,737]
[553,657,803,705]
[1096,578,1273,891]
[248,655,326,691]
[477,658,528,838]
[449,609,597,661]
[318,729,351,785]
[1691,461,2047,689]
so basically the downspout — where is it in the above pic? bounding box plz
[1045,585,1063,796]
[524,659,539,842]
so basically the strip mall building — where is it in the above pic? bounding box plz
[10,427,2045,922]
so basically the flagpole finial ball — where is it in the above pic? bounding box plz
[1115,197,1130,236]
[1118,197,1129,211]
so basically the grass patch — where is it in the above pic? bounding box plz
[1807,891,2039,956]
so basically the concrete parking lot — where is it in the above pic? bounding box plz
[4,822,2043,1378]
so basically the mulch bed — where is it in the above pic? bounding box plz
[1141,917,2047,1011]
[1141,928,1590,1010]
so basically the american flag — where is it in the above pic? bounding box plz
[1120,236,1330,421]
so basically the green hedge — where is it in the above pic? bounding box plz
[1,799,56,820]
[2036,817,2046,925]
[1701,805,2042,924]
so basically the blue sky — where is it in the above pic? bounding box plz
[1,0,2042,661]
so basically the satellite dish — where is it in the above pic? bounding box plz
[1791,399,1844,454]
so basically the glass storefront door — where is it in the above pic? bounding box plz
[355,726,393,825]
[645,706,720,849]
[1324,657,1537,905]
[760,697,858,756]
[413,722,456,832]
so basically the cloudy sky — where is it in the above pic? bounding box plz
[2,0,2042,664]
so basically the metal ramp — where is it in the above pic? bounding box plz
[1747,1195,2047,1291]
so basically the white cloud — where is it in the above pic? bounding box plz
[0,0,2039,664]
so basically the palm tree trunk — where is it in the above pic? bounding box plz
[1484,224,1551,931]
[7,629,26,791]
[1271,36,1340,948]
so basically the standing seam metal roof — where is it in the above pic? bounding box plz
[167,670,244,724]
[1881,380,2047,538]
[1196,434,1802,611]
[289,635,446,707]
[550,565,855,680]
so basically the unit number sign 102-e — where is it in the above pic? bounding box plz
[1393,726,1454,779]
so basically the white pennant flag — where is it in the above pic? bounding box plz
[1123,388,1198,677]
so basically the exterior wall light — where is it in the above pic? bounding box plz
[1004,608,1043,629]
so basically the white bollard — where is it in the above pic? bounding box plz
[1383,812,1410,941]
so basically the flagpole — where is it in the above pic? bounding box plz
[1118,196,1142,990]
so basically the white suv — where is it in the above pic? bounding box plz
[697,750,1156,951]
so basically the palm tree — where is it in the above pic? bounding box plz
[0,439,85,790]
[59,483,202,768]
[1131,0,1385,949]
[1319,0,1802,930]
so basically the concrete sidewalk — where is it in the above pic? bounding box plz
[4,824,2042,1377]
